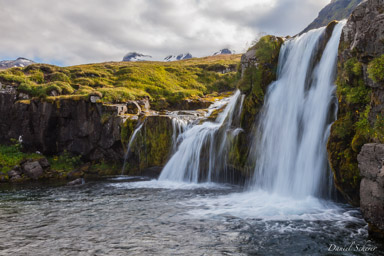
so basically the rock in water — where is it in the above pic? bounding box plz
[67,178,84,186]
[358,143,384,239]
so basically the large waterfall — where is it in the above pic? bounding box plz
[249,21,345,197]
[159,90,244,183]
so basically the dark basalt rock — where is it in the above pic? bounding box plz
[0,94,125,161]
[358,143,384,239]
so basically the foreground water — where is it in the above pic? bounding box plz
[0,178,382,256]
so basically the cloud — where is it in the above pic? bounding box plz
[0,0,330,66]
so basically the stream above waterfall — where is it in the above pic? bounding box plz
[0,179,382,256]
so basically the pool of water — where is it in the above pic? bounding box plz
[0,178,382,255]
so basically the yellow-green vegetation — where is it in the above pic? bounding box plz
[238,35,284,118]
[48,151,83,172]
[88,161,122,176]
[368,54,384,83]
[0,55,241,109]
[0,140,41,174]
[121,116,173,175]
[230,35,283,172]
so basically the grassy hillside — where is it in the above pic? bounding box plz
[0,54,241,108]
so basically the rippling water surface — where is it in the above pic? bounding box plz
[0,178,383,256]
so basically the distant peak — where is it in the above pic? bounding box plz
[0,57,35,69]
[123,52,152,62]
[213,48,235,56]
[164,53,193,62]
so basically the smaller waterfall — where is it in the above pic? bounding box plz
[121,122,144,175]
[171,118,188,153]
[159,90,243,183]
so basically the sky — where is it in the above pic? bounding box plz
[0,0,330,66]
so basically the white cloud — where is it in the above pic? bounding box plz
[0,0,330,66]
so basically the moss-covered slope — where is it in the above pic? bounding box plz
[0,55,241,110]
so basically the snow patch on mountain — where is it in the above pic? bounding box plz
[0,57,35,69]
[164,53,193,62]
[123,52,152,62]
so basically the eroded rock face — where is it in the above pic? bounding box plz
[342,0,384,61]
[358,143,384,238]
[327,0,384,206]
[0,95,125,161]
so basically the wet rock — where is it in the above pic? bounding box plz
[126,101,141,114]
[21,160,44,180]
[7,166,22,180]
[38,158,50,169]
[137,98,150,112]
[89,95,101,103]
[49,90,59,96]
[173,98,212,111]
[67,178,84,186]
[358,143,384,238]
[17,93,30,100]
[103,104,128,116]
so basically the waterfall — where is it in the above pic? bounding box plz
[171,117,188,153]
[159,90,243,183]
[121,122,144,175]
[249,21,345,197]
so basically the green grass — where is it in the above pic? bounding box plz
[48,151,83,172]
[0,55,241,108]
[0,141,41,174]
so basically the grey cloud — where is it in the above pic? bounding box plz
[0,0,330,66]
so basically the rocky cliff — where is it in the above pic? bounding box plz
[327,0,384,206]
[358,143,384,239]
[0,92,125,161]
[301,0,363,33]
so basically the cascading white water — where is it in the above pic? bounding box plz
[121,122,144,175]
[159,90,243,183]
[249,21,346,197]
[171,118,188,153]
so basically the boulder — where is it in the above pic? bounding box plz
[21,160,44,180]
[38,158,50,169]
[358,143,384,238]
[7,167,22,181]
